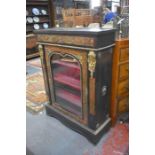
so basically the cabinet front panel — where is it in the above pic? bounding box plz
[119,48,129,62]
[117,79,129,96]
[119,63,129,80]
[44,45,88,124]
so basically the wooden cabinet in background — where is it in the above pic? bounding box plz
[26,34,38,59]
[111,39,129,125]
[26,0,55,60]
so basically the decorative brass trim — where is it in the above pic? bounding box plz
[74,55,83,65]
[37,42,115,52]
[38,44,43,58]
[88,50,96,115]
[88,51,96,78]
[37,34,95,47]
[37,44,51,103]
[47,51,84,118]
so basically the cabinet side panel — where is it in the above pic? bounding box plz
[95,48,113,125]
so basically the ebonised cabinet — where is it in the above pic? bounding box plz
[35,28,115,144]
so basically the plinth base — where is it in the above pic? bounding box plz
[45,104,111,144]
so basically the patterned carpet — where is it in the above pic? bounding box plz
[101,123,129,155]
[84,123,129,155]
[26,57,47,113]
[26,72,47,113]
[27,58,42,68]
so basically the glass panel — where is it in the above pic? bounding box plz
[50,54,82,116]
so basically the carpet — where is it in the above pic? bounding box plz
[101,123,129,155]
[27,58,42,68]
[26,64,41,75]
[27,109,129,155]
[83,123,129,155]
[26,72,47,113]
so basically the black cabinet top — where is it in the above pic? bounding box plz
[34,27,116,36]
[35,27,116,49]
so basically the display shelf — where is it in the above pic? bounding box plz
[52,57,82,116]
[26,0,55,59]
[26,23,50,32]
[26,0,54,33]
[55,96,82,116]
[54,73,81,91]
[52,60,80,71]
[52,59,81,93]
[26,14,49,17]
[55,82,81,96]
[56,88,81,108]
[26,21,50,25]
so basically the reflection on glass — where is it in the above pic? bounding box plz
[51,54,82,116]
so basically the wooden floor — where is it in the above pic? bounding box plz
[26,58,129,155]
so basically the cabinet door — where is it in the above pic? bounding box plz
[118,96,129,113]
[119,48,129,62]
[44,45,88,125]
[119,63,129,80]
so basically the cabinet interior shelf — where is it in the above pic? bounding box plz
[56,88,81,108]
[55,96,82,116]
[54,73,81,90]
[53,60,80,70]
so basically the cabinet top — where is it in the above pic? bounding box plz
[34,27,116,36]
[35,28,116,49]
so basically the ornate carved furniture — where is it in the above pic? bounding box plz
[35,28,115,144]
[111,39,129,124]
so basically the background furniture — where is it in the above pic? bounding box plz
[26,0,55,60]
[62,9,101,27]
[111,39,129,124]
[35,28,115,144]
[26,34,38,59]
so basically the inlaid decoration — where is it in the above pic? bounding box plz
[37,35,95,47]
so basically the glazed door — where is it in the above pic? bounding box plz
[45,46,88,124]
[51,54,82,116]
